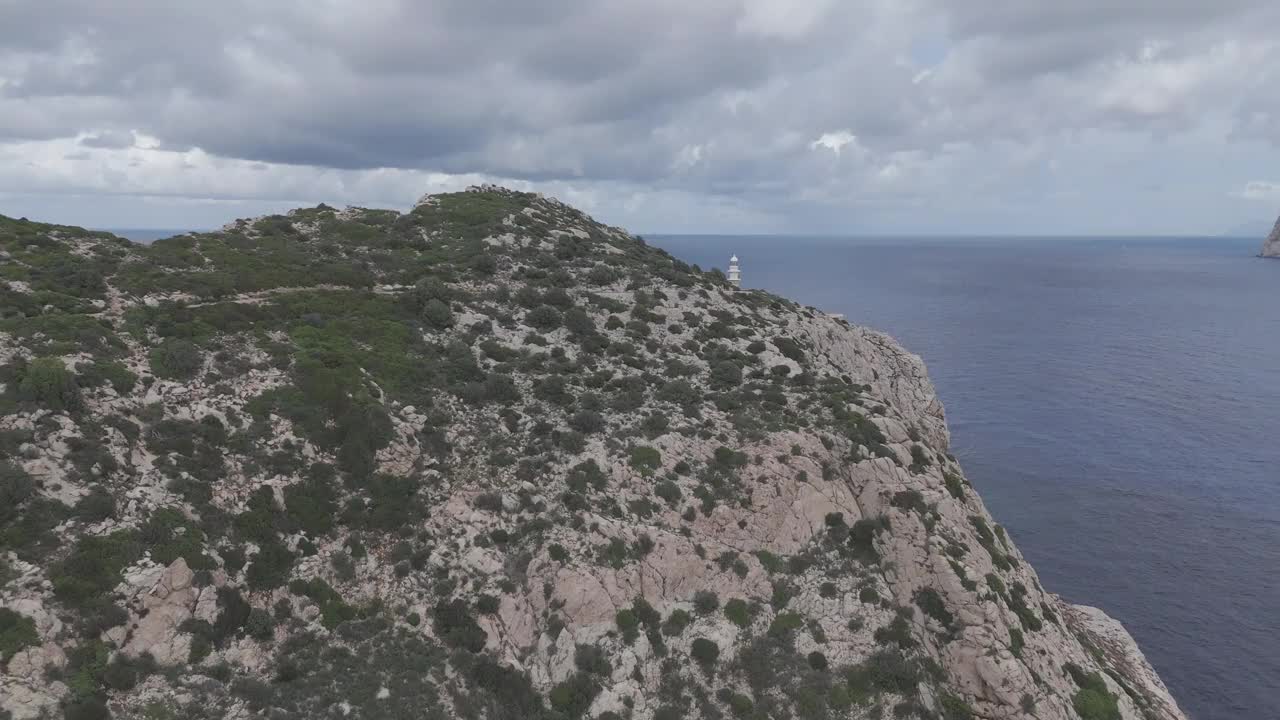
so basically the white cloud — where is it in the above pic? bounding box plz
[1238,180,1280,201]
[810,131,862,156]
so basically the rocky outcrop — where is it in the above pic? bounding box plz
[1263,216,1280,257]
[0,189,1188,720]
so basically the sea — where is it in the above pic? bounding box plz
[649,234,1279,720]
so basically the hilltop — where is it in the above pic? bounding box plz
[1,187,1184,720]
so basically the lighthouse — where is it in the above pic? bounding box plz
[728,254,741,289]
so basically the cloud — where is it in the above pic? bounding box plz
[2,0,1280,233]
[1238,181,1280,201]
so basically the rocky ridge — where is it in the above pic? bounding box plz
[0,187,1186,720]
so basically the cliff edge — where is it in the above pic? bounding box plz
[1,188,1186,720]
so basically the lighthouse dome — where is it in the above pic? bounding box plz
[730,255,739,263]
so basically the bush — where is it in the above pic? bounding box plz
[150,339,203,380]
[654,480,682,506]
[723,598,752,628]
[1066,664,1122,720]
[574,643,611,676]
[807,651,829,671]
[693,590,720,614]
[433,600,486,653]
[549,672,601,719]
[0,462,35,524]
[690,637,719,667]
[246,608,275,641]
[709,360,742,389]
[52,530,142,607]
[914,587,955,631]
[17,357,81,412]
[0,607,39,661]
[74,486,116,522]
[475,594,501,615]
[245,539,295,591]
[421,299,454,330]
[661,609,692,636]
[628,446,661,475]
[772,337,806,363]
[615,608,640,644]
[568,410,605,434]
[525,305,561,331]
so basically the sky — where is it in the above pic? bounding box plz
[3,0,1280,236]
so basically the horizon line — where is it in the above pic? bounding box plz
[99,226,1264,241]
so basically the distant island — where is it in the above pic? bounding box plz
[1264,217,1280,257]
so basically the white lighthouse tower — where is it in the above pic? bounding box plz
[727,254,741,289]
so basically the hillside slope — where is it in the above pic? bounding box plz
[1,187,1185,720]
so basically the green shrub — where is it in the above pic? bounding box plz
[807,651,829,671]
[433,600,487,653]
[709,360,742,389]
[420,299,454,330]
[629,446,662,475]
[245,539,295,591]
[149,339,203,380]
[1066,664,1122,720]
[909,444,932,472]
[0,608,39,661]
[768,612,804,637]
[890,490,927,514]
[53,530,142,607]
[74,486,116,522]
[939,692,976,720]
[17,357,81,412]
[693,590,719,615]
[661,609,692,636]
[723,598,752,628]
[289,578,355,629]
[654,480,682,506]
[574,643,611,676]
[690,637,719,667]
[525,305,561,331]
[615,608,640,644]
[914,587,955,631]
[771,337,806,363]
[0,461,36,524]
[1009,627,1025,658]
[549,672,601,719]
[75,360,137,394]
[568,410,605,434]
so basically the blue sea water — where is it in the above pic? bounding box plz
[649,234,1280,720]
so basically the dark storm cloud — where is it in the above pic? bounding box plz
[2,0,1280,234]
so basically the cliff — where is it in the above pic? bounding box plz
[1263,216,1280,257]
[0,188,1186,720]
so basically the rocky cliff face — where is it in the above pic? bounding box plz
[1,187,1186,720]
[1262,216,1280,257]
